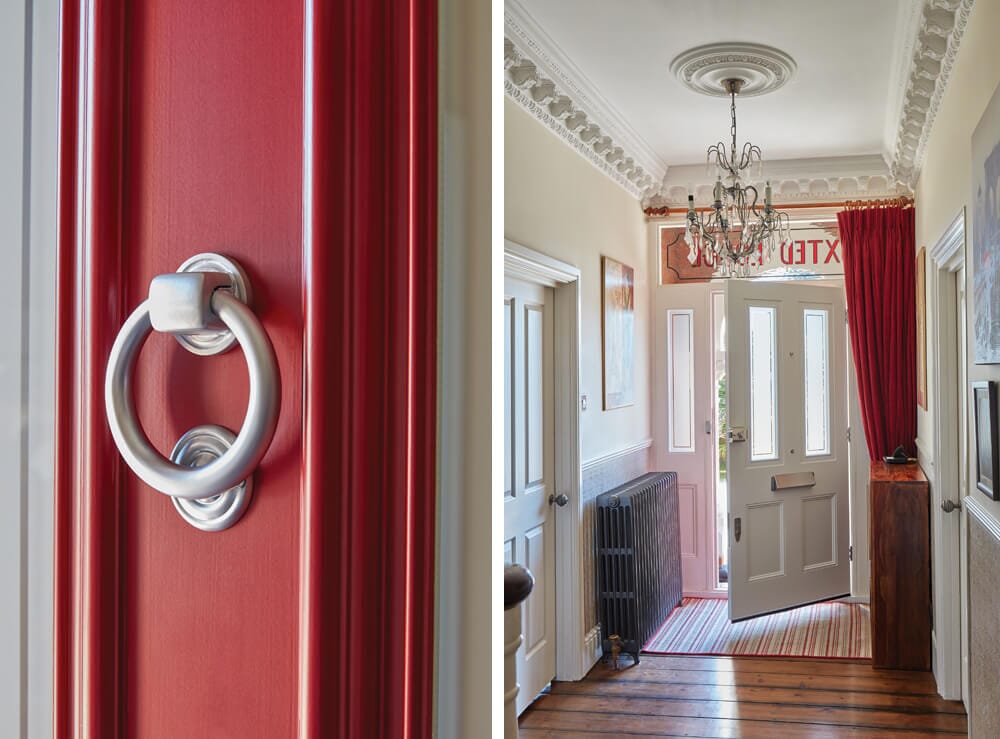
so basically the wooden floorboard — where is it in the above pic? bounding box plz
[519,654,967,738]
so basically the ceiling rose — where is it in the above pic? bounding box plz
[670,42,797,98]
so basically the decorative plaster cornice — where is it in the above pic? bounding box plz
[888,0,975,187]
[645,155,907,209]
[504,0,667,200]
[504,0,956,204]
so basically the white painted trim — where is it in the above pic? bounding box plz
[583,625,602,667]
[684,590,728,600]
[929,208,966,273]
[966,494,1000,542]
[928,216,966,701]
[581,438,653,475]
[504,239,580,287]
[26,1,58,734]
[503,240,591,681]
[0,3,59,737]
[833,596,871,604]
[435,0,492,733]
[667,310,696,454]
[0,3,29,734]
[654,156,903,209]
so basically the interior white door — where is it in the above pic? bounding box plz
[725,279,851,621]
[503,276,556,713]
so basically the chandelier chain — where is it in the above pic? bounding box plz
[730,88,738,168]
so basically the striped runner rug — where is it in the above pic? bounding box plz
[643,597,871,659]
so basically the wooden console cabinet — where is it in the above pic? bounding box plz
[869,461,931,670]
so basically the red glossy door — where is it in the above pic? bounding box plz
[54,2,436,738]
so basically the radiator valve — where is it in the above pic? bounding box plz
[609,634,625,671]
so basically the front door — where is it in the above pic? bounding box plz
[503,276,556,712]
[55,2,437,737]
[725,279,851,621]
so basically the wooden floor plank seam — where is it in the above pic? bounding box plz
[541,687,965,718]
[522,706,968,736]
[566,674,962,703]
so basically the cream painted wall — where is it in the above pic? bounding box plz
[505,99,651,462]
[916,0,1000,504]
[435,0,491,736]
[916,0,1000,729]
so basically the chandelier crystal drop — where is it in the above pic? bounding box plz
[684,78,791,277]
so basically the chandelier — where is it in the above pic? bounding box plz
[684,78,791,277]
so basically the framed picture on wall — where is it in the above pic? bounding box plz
[973,381,1000,500]
[601,256,635,410]
[971,80,1000,364]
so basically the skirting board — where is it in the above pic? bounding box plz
[683,591,728,599]
[583,625,602,672]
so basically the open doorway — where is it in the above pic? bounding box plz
[650,220,870,658]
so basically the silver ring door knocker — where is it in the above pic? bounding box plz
[104,253,280,532]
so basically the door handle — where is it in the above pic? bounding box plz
[941,499,962,513]
[104,253,280,532]
[549,493,570,507]
[734,517,741,542]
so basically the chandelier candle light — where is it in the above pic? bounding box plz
[684,78,791,277]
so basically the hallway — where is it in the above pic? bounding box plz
[519,654,966,737]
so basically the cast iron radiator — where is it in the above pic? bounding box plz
[595,472,681,664]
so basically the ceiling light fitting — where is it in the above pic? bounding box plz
[684,78,791,277]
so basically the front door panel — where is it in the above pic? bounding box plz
[55,2,438,737]
[121,4,302,735]
[726,280,851,621]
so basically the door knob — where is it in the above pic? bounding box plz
[549,493,569,507]
[941,499,962,513]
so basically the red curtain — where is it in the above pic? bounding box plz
[837,205,917,461]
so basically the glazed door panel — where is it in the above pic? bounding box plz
[54,2,437,737]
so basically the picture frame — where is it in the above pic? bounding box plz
[916,247,927,409]
[601,255,635,410]
[973,380,1000,500]
[971,80,1000,364]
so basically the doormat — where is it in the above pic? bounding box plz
[643,597,871,659]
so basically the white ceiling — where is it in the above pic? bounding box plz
[510,0,912,170]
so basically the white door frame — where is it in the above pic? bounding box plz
[503,239,587,680]
[928,209,966,701]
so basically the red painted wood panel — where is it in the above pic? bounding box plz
[120,2,303,737]
[301,2,437,736]
[53,0,80,733]
[56,1,436,736]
